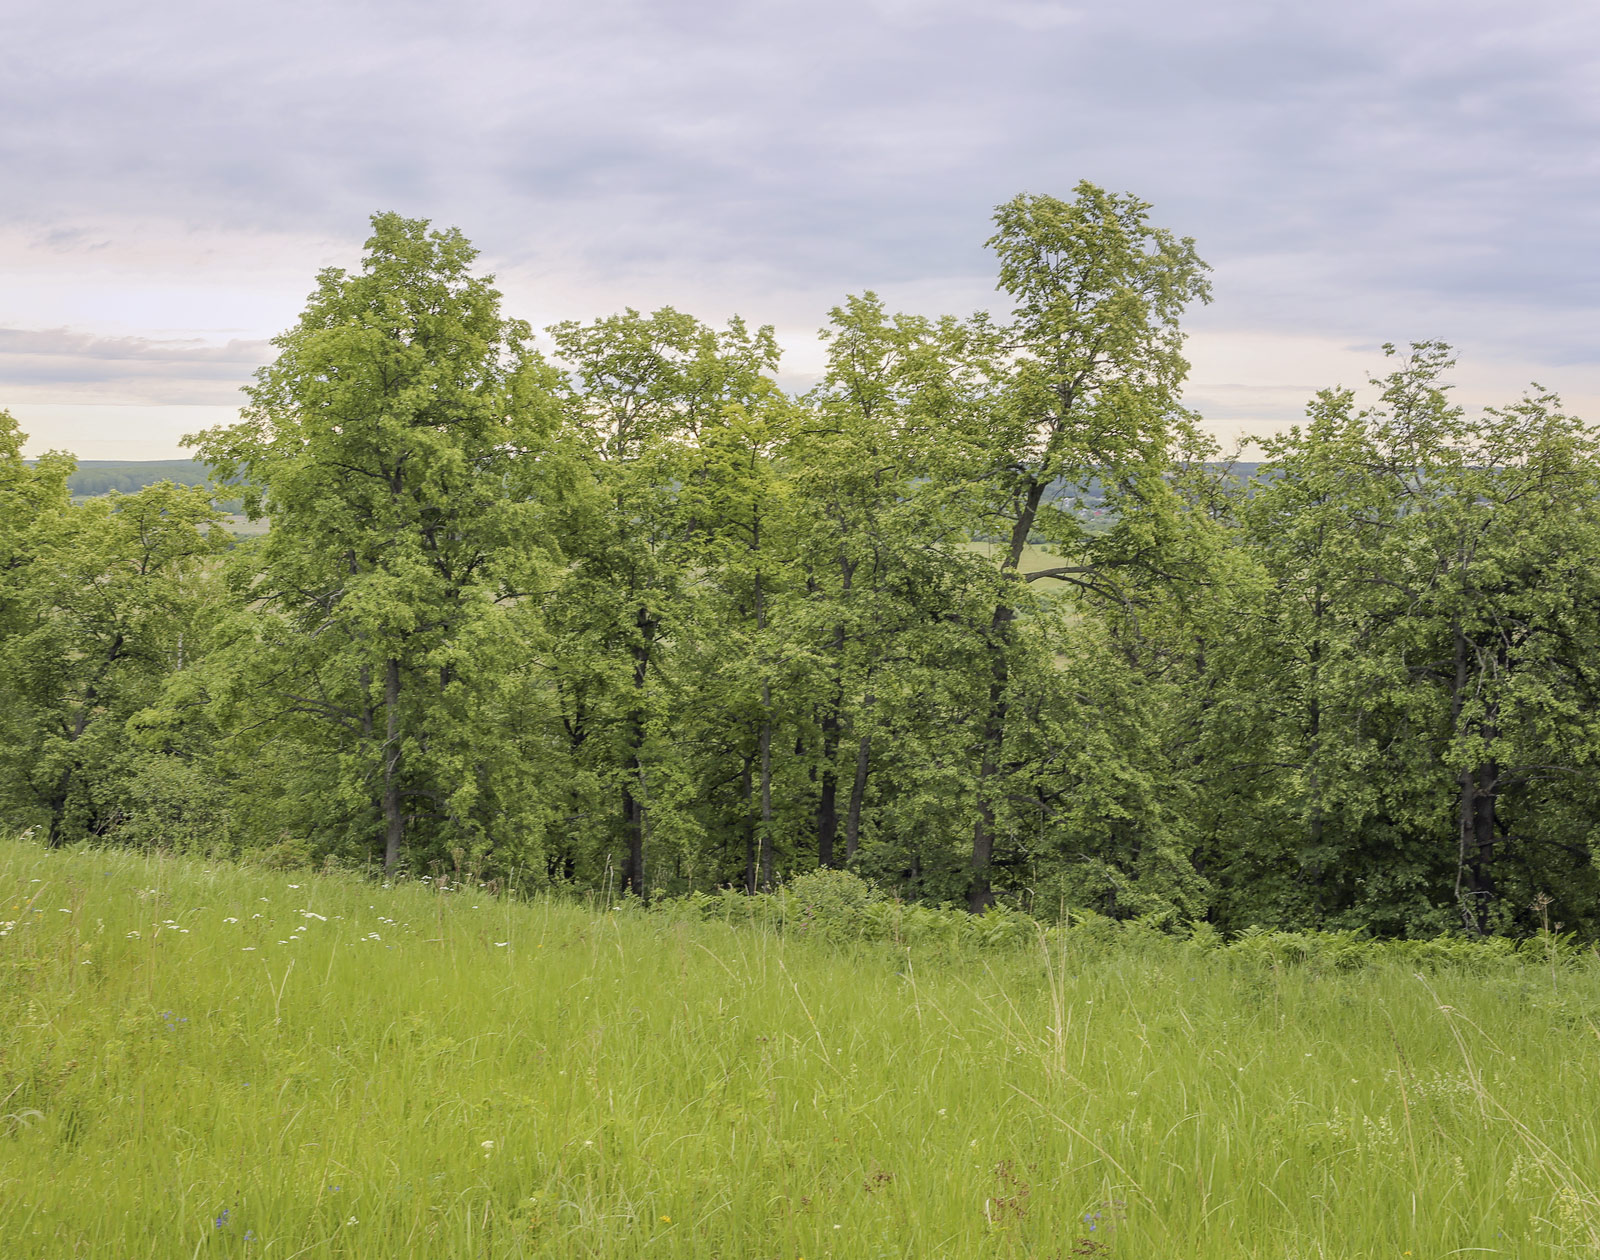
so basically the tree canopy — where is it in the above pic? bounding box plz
[4,190,1599,939]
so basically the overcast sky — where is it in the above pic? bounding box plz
[3,0,1597,458]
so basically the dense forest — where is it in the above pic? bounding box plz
[5,183,1599,938]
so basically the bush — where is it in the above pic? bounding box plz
[782,868,880,942]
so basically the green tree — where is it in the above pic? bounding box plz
[953,183,1211,910]
[787,295,985,876]
[1217,345,1600,935]
[189,213,566,873]
[545,308,781,896]
[0,471,227,844]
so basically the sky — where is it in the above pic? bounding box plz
[3,0,1597,459]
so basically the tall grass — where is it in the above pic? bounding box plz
[2,837,1598,1258]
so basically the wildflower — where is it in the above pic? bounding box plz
[660,1215,672,1223]
[215,1208,230,1228]
[347,1216,359,1226]
[244,1230,255,1242]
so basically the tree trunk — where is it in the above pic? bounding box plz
[621,772,646,900]
[970,598,1017,913]
[968,667,1005,914]
[815,567,851,866]
[618,605,654,899]
[816,706,840,869]
[969,478,1045,912]
[382,657,404,872]
[759,697,774,890]
[742,754,757,894]
[845,727,871,862]
[1456,758,1499,935]
[44,766,73,849]
[754,564,774,890]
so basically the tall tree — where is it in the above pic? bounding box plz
[955,183,1211,910]
[1215,345,1600,934]
[190,213,565,872]
[546,309,781,896]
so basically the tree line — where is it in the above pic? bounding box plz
[5,184,1599,937]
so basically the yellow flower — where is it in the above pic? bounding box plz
[660,1215,671,1224]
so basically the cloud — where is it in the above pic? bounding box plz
[2,0,1598,457]
[0,328,269,405]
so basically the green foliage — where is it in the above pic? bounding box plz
[4,191,1599,939]
[185,212,570,875]
[0,412,230,845]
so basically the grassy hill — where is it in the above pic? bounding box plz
[2,837,1597,1257]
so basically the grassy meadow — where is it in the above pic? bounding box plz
[3,838,1599,1258]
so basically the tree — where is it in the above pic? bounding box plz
[1214,345,1600,935]
[545,308,781,897]
[189,213,566,873]
[0,470,228,843]
[787,295,986,879]
[953,183,1211,910]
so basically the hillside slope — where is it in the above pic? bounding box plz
[1,839,1596,1258]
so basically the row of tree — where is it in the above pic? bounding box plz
[5,184,1599,937]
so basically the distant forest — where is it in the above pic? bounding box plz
[66,460,210,498]
[5,185,1598,940]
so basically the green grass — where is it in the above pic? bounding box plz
[3,839,1599,1258]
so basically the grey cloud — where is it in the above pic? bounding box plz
[2,0,1598,374]
[0,328,269,404]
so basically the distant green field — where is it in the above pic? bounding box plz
[3,837,1597,1258]
[222,513,270,537]
[958,542,1079,590]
